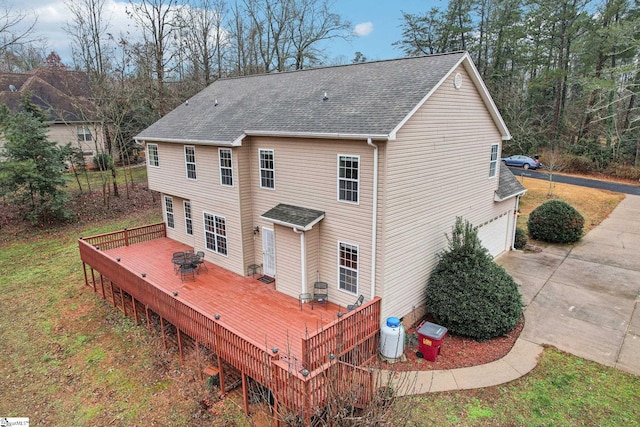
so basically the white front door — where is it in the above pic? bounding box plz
[262,227,276,277]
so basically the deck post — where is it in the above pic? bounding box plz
[109,280,116,307]
[196,341,202,380]
[145,305,151,332]
[99,274,106,299]
[160,316,167,349]
[217,352,226,394]
[120,289,127,317]
[132,296,139,325]
[90,268,96,292]
[124,228,129,246]
[177,327,184,363]
[82,262,89,288]
[241,370,249,415]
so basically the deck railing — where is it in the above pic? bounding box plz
[81,222,166,251]
[78,230,379,419]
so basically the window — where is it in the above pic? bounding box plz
[338,155,359,203]
[77,125,92,142]
[184,201,193,235]
[489,143,499,177]
[164,196,175,229]
[147,144,159,167]
[185,146,197,179]
[339,242,358,294]
[219,148,233,186]
[204,212,227,255]
[259,149,275,189]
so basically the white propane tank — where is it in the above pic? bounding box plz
[380,317,405,359]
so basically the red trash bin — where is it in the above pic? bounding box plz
[416,321,447,362]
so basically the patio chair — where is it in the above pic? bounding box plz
[180,265,196,282]
[193,251,208,272]
[172,252,186,274]
[311,281,328,310]
[347,294,364,312]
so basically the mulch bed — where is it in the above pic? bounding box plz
[381,318,525,371]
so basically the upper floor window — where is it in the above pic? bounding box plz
[204,212,227,256]
[164,196,175,229]
[184,201,193,235]
[338,155,359,203]
[77,125,92,142]
[219,148,233,186]
[339,242,358,294]
[259,149,275,189]
[489,143,499,177]
[185,146,197,180]
[147,144,159,167]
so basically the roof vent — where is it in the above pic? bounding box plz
[214,99,218,106]
[322,92,328,102]
[8,84,16,92]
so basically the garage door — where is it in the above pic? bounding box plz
[477,212,511,257]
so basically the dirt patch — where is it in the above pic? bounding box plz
[381,318,524,371]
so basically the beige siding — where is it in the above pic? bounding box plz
[47,123,107,165]
[247,137,375,307]
[380,65,510,321]
[305,225,320,289]
[147,142,245,275]
[273,224,302,296]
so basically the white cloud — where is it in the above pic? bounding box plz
[353,21,373,37]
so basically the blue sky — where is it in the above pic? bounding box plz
[327,0,438,62]
[19,0,438,66]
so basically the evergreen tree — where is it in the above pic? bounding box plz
[0,94,70,224]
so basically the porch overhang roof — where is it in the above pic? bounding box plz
[260,204,325,231]
[495,166,527,202]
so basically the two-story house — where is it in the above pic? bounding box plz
[135,51,525,323]
[0,67,107,166]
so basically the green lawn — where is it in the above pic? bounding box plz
[0,173,638,425]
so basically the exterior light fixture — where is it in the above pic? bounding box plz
[272,347,279,354]
[214,314,221,320]
[329,354,335,360]
[116,257,121,262]
[173,291,178,296]
[141,273,146,277]
[301,369,310,377]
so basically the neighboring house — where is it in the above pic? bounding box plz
[135,51,526,324]
[0,67,107,166]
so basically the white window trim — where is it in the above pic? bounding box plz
[259,148,275,190]
[337,154,360,205]
[203,211,228,257]
[489,143,499,178]
[164,196,175,229]
[219,148,234,187]
[185,145,197,180]
[77,125,92,142]
[147,143,159,167]
[337,241,359,295]
[184,201,193,236]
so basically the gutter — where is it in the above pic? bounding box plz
[292,227,306,294]
[367,138,378,302]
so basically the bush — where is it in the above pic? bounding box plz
[514,227,527,249]
[93,153,113,171]
[425,218,523,341]
[527,200,584,243]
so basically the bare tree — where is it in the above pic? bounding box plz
[0,3,37,52]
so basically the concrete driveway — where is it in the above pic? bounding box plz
[498,195,640,376]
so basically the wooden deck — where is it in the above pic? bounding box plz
[78,223,381,422]
[104,237,342,368]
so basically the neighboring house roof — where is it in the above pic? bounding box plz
[0,67,97,123]
[260,204,325,231]
[135,51,511,146]
[495,166,527,201]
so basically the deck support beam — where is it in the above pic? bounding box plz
[99,274,106,299]
[82,262,89,289]
[132,296,139,325]
[109,280,116,307]
[160,316,167,349]
[145,305,151,332]
[241,370,249,415]
[120,289,127,317]
[90,267,96,292]
[177,327,184,363]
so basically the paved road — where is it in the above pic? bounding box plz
[507,167,640,195]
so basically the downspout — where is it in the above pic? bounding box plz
[367,138,378,301]
[293,227,306,293]
[511,195,521,250]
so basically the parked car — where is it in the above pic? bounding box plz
[501,155,541,170]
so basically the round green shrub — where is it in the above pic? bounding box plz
[514,227,527,250]
[425,218,523,341]
[527,200,584,243]
[93,153,113,171]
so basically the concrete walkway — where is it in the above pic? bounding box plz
[385,194,640,396]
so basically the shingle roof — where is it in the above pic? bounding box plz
[136,52,472,144]
[260,204,325,231]
[495,166,527,201]
[0,67,96,122]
